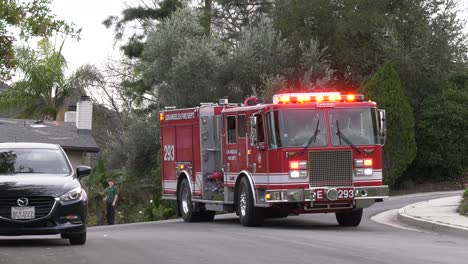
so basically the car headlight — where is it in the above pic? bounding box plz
[59,187,83,201]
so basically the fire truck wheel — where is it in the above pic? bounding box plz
[335,208,363,227]
[179,178,199,222]
[238,177,264,227]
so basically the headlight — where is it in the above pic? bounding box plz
[289,170,308,179]
[59,187,83,201]
[354,168,373,176]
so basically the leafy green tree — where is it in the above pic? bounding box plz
[0,0,78,79]
[211,0,273,41]
[360,63,417,186]
[0,39,101,120]
[141,8,225,107]
[414,72,468,180]
[226,21,336,101]
[103,0,183,59]
[273,0,468,106]
[225,16,293,100]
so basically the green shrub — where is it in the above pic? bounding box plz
[459,188,468,216]
[360,63,417,186]
[414,72,468,180]
[87,214,99,227]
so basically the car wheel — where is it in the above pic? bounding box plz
[238,177,263,227]
[69,232,86,245]
[179,178,200,222]
[336,209,363,227]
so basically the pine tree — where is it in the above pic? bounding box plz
[360,63,417,186]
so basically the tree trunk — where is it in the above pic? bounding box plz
[203,0,212,35]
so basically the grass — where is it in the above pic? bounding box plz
[458,188,468,216]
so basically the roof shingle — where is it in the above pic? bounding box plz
[0,118,99,152]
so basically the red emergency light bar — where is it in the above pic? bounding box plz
[273,92,364,104]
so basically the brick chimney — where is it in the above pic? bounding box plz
[76,96,93,130]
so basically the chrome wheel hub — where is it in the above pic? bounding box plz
[181,188,189,214]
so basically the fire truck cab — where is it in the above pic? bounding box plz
[160,92,389,227]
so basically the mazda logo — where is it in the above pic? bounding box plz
[17,197,29,207]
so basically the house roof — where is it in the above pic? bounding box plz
[0,118,99,153]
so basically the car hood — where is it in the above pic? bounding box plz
[0,174,79,197]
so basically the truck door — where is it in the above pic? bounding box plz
[236,114,248,172]
[249,113,268,187]
[224,115,238,175]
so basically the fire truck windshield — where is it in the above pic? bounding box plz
[329,108,379,146]
[266,110,327,149]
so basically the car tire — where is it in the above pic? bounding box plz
[336,209,363,227]
[238,177,264,227]
[69,232,86,245]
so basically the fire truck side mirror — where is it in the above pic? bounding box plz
[249,116,258,147]
[249,116,257,129]
[378,109,386,146]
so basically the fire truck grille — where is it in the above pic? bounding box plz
[308,150,353,187]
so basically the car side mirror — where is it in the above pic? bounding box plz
[76,166,91,179]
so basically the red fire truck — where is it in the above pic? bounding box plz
[159,92,389,227]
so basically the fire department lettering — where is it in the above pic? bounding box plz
[163,145,175,161]
[165,112,195,120]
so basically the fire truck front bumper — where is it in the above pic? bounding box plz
[259,186,389,209]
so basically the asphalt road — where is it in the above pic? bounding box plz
[0,191,466,264]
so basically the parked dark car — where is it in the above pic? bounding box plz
[0,142,90,245]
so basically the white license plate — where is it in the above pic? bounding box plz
[11,207,35,220]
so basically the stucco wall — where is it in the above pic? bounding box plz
[65,150,90,170]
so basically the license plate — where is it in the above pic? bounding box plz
[11,207,35,220]
[313,188,355,201]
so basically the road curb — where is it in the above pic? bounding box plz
[397,197,468,239]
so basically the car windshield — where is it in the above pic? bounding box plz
[0,148,71,175]
[329,108,379,146]
[267,109,327,149]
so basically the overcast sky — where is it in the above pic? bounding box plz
[49,0,140,72]
[48,0,468,74]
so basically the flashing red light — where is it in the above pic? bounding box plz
[297,95,311,102]
[159,113,164,121]
[273,92,363,104]
[279,95,290,103]
[289,161,300,170]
